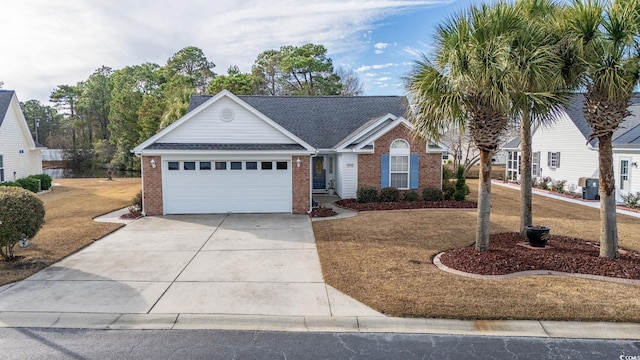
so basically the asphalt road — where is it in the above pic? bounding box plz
[1,328,638,359]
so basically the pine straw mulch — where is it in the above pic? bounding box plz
[439,232,640,280]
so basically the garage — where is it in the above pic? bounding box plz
[162,159,292,214]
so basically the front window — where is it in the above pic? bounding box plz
[0,155,4,182]
[548,152,560,169]
[532,152,541,177]
[390,139,410,189]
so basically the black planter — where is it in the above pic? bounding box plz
[525,226,550,247]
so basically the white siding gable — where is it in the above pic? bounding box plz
[0,97,42,181]
[157,97,295,144]
[532,112,598,193]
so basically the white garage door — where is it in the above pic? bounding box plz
[163,159,292,214]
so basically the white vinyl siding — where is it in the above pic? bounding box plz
[157,97,295,144]
[336,153,358,198]
[0,96,42,181]
[532,113,599,193]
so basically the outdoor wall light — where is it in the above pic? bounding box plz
[632,162,638,168]
[150,159,156,168]
[296,158,301,168]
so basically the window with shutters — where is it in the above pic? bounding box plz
[390,139,410,189]
[548,152,560,169]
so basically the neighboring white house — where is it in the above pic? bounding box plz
[503,94,640,203]
[0,90,43,182]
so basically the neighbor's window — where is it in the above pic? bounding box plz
[620,160,629,190]
[215,161,227,170]
[0,155,4,182]
[276,161,288,170]
[246,161,258,170]
[183,161,196,170]
[532,152,541,176]
[230,161,242,170]
[261,161,273,170]
[390,139,410,189]
[199,162,211,170]
[168,161,179,170]
[548,152,560,169]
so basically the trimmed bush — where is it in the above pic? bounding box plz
[0,187,46,260]
[442,165,454,182]
[30,174,52,190]
[453,165,468,201]
[422,187,444,201]
[380,187,400,202]
[0,181,21,188]
[403,191,419,202]
[442,181,455,200]
[16,177,40,193]
[622,192,640,209]
[357,186,379,203]
[129,190,143,213]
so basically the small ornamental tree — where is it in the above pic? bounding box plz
[0,187,45,260]
[453,165,468,201]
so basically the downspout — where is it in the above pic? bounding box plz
[132,150,145,217]
[308,150,319,213]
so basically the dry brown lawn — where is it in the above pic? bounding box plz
[0,178,140,286]
[313,179,640,321]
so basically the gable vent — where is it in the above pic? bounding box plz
[220,108,235,122]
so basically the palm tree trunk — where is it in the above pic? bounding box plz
[476,149,492,252]
[519,112,533,236]
[598,135,618,258]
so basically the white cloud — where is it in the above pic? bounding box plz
[377,77,392,81]
[356,63,398,72]
[374,43,389,50]
[0,0,448,102]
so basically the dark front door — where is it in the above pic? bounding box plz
[312,157,326,190]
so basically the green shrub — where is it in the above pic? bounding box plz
[379,187,400,202]
[403,191,419,202]
[0,187,45,260]
[29,174,52,190]
[442,181,455,200]
[442,165,454,182]
[357,186,379,203]
[622,192,640,209]
[422,187,444,201]
[16,177,40,193]
[453,165,468,201]
[0,182,21,188]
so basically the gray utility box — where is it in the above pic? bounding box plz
[579,177,600,200]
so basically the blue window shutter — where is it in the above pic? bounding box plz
[410,154,419,189]
[381,154,390,188]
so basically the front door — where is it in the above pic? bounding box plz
[312,157,326,190]
[619,158,630,196]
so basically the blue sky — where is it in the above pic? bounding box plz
[0,0,476,103]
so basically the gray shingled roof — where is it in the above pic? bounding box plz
[188,95,409,149]
[0,90,14,128]
[502,137,521,150]
[145,143,306,151]
[562,93,640,148]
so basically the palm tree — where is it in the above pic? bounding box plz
[563,0,640,258]
[406,2,521,251]
[510,0,579,235]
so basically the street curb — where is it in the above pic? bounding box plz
[1,312,639,339]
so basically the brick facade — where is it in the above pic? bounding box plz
[142,156,163,216]
[292,155,310,214]
[358,124,442,191]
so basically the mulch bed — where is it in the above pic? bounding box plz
[336,198,477,211]
[120,210,143,219]
[438,232,640,280]
[309,207,338,218]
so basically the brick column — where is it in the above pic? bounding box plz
[142,156,163,216]
[292,155,310,214]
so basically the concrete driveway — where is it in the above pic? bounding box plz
[0,214,380,318]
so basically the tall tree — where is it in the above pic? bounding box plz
[77,66,113,143]
[164,46,215,94]
[50,85,81,149]
[563,0,640,258]
[20,100,63,147]
[252,49,283,95]
[511,0,578,235]
[406,2,521,251]
[336,67,364,96]
[208,66,256,95]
